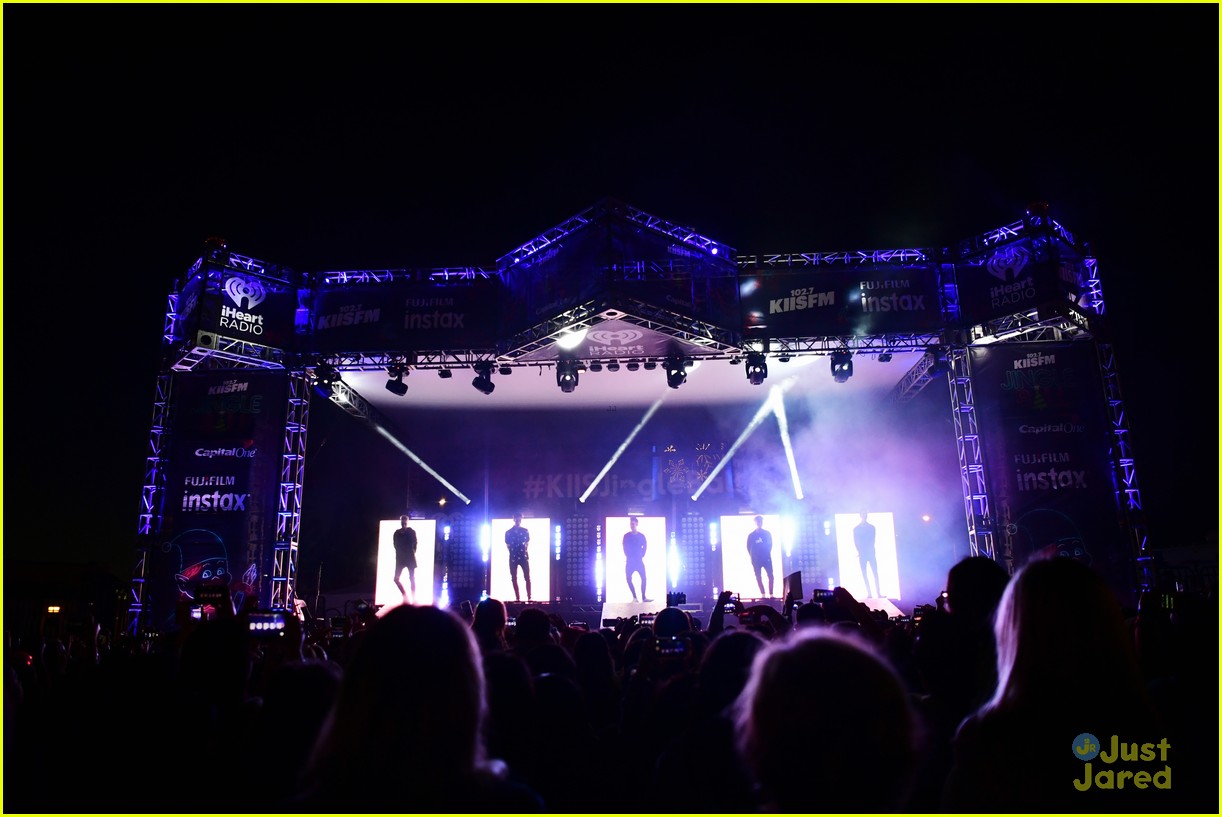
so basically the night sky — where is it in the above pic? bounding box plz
[4,5,1217,586]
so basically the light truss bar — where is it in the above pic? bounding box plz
[770,334,943,357]
[171,337,286,371]
[947,349,998,567]
[127,370,173,637]
[498,198,734,272]
[1081,256,1105,316]
[735,247,931,268]
[951,213,1077,260]
[271,368,310,611]
[1097,341,1151,592]
[497,203,599,269]
[316,333,948,377]
[891,346,949,404]
[618,202,734,258]
[200,249,295,283]
[317,266,496,284]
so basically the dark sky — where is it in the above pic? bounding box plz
[4,5,1217,581]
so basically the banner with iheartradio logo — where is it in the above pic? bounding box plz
[188,264,298,351]
[144,369,287,631]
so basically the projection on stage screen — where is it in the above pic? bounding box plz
[375,518,439,608]
[833,512,901,600]
[489,516,552,603]
[602,516,668,603]
[720,514,785,600]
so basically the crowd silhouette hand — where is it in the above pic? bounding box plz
[831,586,884,642]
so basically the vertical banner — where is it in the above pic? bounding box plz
[146,369,288,631]
[969,342,1133,603]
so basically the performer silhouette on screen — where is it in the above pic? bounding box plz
[506,512,531,602]
[624,516,651,603]
[393,514,418,603]
[854,512,879,598]
[747,515,775,598]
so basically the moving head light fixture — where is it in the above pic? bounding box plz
[471,361,496,395]
[556,359,580,393]
[745,351,768,385]
[312,362,340,399]
[830,350,854,383]
[385,365,408,396]
[665,355,689,389]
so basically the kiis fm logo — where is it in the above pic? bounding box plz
[1072,732,1171,792]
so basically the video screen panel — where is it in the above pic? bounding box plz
[602,515,668,603]
[832,511,901,600]
[375,518,439,608]
[489,516,552,603]
[719,514,783,600]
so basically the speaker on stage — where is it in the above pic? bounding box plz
[782,571,803,603]
[600,599,660,627]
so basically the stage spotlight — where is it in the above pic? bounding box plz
[313,362,339,398]
[498,365,512,376]
[556,359,579,393]
[831,350,854,383]
[588,361,603,372]
[643,360,657,371]
[385,366,408,396]
[665,355,687,389]
[438,369,453,379]
[471,361,496,395]
[626,361,640,372]
[607,361,620,372]
[877,352,893,363]
[745,352,768,385]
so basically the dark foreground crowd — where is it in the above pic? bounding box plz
[4,554,1217,813]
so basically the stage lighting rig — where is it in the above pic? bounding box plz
[830,350,854,383]
[556,359,580,393]
[471,361,496,395]
[665,355,688,389]
[745,352,768,385]
[385,365,408,396]
[312,362,340,399]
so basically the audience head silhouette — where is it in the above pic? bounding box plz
[734,628,916,811]
[295,604,492,807]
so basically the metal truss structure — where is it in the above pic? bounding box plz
[130,203,1150,631]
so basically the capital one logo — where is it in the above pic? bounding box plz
[224,276,267,309]
[587,328,644,345]
[986,246,1031,282]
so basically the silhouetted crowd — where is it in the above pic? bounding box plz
[5,554,1217,813]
